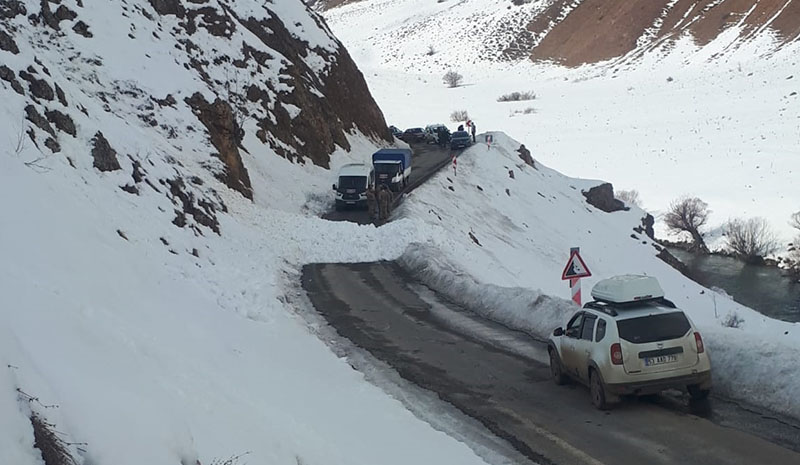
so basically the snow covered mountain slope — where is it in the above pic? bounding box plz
[325,0,800,247]
[320,0,800,66]
[0,1,497,464]
[397,133,800,419]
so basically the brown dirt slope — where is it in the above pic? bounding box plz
[529,0,800,66]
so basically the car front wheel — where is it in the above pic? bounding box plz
[549,349,568,385]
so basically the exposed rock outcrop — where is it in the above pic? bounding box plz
[91,132,121,172]
[45,109,76,137]
[0,65,25,94]
[236,9,389,168]
[0,0,26,19]
[25,105,55,137]
[18,70,54,101]
[0,29,19,54]
[185,93,253,200]
[582,183,627,213]
[148,0,185,18]
[530,0,800,66]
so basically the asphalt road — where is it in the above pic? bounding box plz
[302,262,800,465]
[322,141,455,225]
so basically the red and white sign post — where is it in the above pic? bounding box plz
[561,247,592,306]
[451,153,457,176]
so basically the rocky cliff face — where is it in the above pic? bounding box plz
[0,0,388,234]
[320,0,800,66]
[526,0,800,66]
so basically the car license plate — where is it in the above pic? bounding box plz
[644,355,677,366]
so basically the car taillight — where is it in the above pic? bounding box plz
[610,343,623,365]
[694,332,704,353]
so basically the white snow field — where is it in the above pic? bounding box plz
[324,0,800,247]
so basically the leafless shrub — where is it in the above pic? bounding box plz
[210,452,251,465]
[616,189,641,207]
[224,69,250,141]
[443,70,463,88]
[426,45,436,56]
[664,196,710,253]
[509,107,536,116]
[721,312,744,328]
[724,217,778,263]
[450,109,469,122]
[497,90,536,102]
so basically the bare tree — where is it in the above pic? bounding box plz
[443,70,463,88]
[664,196,710,253]
[450,109,469,122]
[616,189,641,207]
[723,217,778,263]
[791,210,800,231]
[790,211,800,266]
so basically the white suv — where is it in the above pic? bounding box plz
[548,275,712,409]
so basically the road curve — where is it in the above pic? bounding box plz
[322,141,455,225]
[302,262,800,465]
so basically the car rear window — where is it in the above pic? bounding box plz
[616,312,691,344]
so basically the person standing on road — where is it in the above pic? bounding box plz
[378,185,392,220]
[438,127,450,147]
[366,185,377,220]
[470,121,476,143]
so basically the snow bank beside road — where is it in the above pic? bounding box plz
[398,132,800,419]
[400,243,572,342]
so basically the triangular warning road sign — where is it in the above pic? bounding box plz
[562,251,592,280]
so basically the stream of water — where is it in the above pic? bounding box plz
[668,248,800,323]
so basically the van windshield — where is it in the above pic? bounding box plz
[337,176,366,190]
[616,312,691,344]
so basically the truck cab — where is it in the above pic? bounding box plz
[372,148,412,192]
[332,163,374,210]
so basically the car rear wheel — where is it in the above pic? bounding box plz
[549,349,568,385]
[590,370,612,410]
[687,384,710,400]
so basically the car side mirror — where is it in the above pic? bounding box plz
[553,327,564,337]
[332,184,337,190]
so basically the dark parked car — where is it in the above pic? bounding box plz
[450,131,472,149]
[401,127,425,142]
[389,125,402,138]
